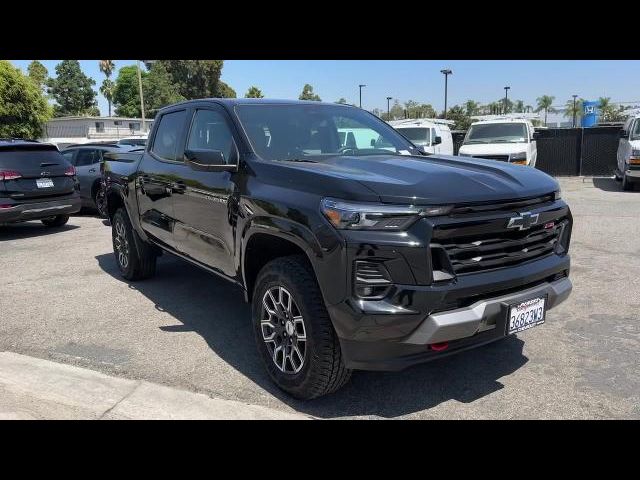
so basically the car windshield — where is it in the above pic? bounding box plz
[235,104,419,161]
[631,120,640,141]
[465,123,528,144]
[397,127,430,143]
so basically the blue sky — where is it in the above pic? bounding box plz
[11,60,640,116]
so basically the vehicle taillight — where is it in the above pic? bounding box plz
[0,170,22,181]
[64,165,76,176]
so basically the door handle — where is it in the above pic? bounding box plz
[89,168,96,173]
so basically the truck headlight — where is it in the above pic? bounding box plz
[510,152,528,164]
[320,198,452,231]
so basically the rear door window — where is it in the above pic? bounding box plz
[152,110,187,161]
[75,149,100,167]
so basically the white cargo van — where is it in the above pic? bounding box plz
[616,114,640,190]
[388,119,454,155]
[458,118,538,166]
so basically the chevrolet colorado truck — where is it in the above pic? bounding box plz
[103,99,573,399]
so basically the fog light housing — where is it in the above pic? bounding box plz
[354,260,392,299]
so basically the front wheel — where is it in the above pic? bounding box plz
[622,173,634,191]
[94,184,108,218]
[252,255,351,399]
[112,208,157,280]
[41,215,69,227]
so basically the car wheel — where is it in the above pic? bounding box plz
[41,215,69,227]
[622,173,634,191]
[93,185,108,218]
[252,255,352,399]
[112,207,157,280]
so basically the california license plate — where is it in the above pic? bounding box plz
[507,296,546,334]
[36,178,54,188]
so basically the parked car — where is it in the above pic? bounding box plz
[104,99,572,399]
[0,139,81,227]
[60,143,137,217]
[615,114,640,191]
[458,118,539,166]
[388,119,455,155]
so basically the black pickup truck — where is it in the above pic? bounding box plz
[103,99,573,399]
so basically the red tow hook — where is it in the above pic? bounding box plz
[429,342,449,352]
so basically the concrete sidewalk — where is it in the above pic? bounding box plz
[0,352,310,420]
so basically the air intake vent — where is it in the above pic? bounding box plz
[354,261,391,299]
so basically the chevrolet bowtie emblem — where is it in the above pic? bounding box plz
[507,212,539,230]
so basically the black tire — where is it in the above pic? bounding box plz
[622,173,634,191]
[41,215,69,227]
[112,207,157,280]
[93,184,108,218]
[252,255,351,399]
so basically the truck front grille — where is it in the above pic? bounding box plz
[434,221,566,274]
[472,154,509,162]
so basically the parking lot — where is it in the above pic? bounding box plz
[1,176,638,419]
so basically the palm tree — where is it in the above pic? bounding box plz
[514,100,525,113]
[464,100,480,116]
[598,97,614,122]
[564,97,583,126]
[535,95,556,125]
[99,60,115,116]
[525,105,533,113]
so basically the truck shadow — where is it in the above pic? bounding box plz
[96,252,528,419]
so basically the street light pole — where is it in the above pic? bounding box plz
[440,69,452,119]
[137,60,146,132]
[359,84,366,109]
[504,86,511,115]
[572,94,578,128]
[386,96,392,120]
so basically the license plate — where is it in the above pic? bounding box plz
[507,296,546,334]
[36,178,54,188]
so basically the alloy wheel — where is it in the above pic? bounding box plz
[114,220,130,269]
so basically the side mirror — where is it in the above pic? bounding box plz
[184,148,237,171]
[433,136,442,145]
[531,131,540,141]
[370,139,376,147]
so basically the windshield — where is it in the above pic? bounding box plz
[465,123,528,144]
[632,120,640,141]
[235,104,419,161]
[397,127,430,143]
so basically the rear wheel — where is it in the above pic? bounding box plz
[112,207,157,280]
[252,255,351,399]
[41,215,69,227]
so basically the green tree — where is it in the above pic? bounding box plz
[113,65,146,117]
[535,95,556,125]
[564,97,584,126]
[99,60,115,116]
[513,100,525,113]
[154,60,225,99]
[144,62,185,117]
[299,84,321,101]
[335,97,347,104]
[597,97,625,122]
[464,100,480,116]
[389,99,404,120]
[245,86,264,98]
[216,81,236,98]
[0,61,52,138]
[445,105,474,130]
[27,60,48,93]
[47,60,97,117]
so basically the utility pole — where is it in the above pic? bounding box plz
[386,96,392,120]
[359,84,366,109]
[137,60,146,132]
[440,69,452,119]
[572,94,578,128]
[504,86,511,115]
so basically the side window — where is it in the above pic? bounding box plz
[631,120,640,140]
[151,110,187,161]
[75,149,99,167]
[187,109,235,163]
[62,150,75,165]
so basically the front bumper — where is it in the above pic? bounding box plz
[0,194,81,224]
[625,168,640,180]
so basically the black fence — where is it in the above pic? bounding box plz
[452,126,621,176]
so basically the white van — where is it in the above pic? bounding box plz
[388,119,454,155]
[458,118,538,166]
[615,114,640,191]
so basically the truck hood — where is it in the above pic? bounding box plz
[458,142,529,156]
[278,154,558,205]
